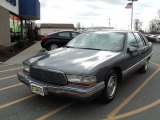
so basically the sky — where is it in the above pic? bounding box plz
[37,0,160,30]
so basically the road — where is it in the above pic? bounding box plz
[0,43,160,120]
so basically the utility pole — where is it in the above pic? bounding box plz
[131,0,133,30]
[116,24,117,29]
[108,18,111,27]
[127,0,138,30]
[128,25,130,30]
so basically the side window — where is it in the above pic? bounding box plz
[58,32,71,39]
[138,33,147,45]
[134,33,145,47]
[50,33,58,38]
[127,33,138,48]
[72,32,80,38]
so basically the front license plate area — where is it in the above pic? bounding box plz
[31,83,44,96]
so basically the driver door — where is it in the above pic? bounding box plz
[122,32,141,74]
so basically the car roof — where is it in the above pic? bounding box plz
[84,30,136,34]
[47,30,80,36]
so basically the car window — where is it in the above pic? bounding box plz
[127,33,138,48]
[58,32,71,39]
[138,33,147,45]
[49,33,58,38]
[134,33,145,47]
[72,32,80,38]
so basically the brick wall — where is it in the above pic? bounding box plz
[0,6,11,47]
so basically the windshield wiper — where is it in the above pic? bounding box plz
[64,46,102,50]
[81,48,101,50]
[64,46,75,48]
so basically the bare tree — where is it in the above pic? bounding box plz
[147,9,160,33]
[158,9,160,19]
[149,9,160,33]
[157,9,160,31]
[149,19,158,33]
[134,19,142,31]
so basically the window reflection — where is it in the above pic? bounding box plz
[10,14,21,43]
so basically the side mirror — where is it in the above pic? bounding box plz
[147,42,152,46]
[127,47,138,55]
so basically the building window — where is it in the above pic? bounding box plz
[10,14,21,43]
[6,0,16,6]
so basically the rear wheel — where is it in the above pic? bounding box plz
[98,70,118,104]
[48,43,58,50]
[139,60,149,73]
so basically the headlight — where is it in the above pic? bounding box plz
[23,64,30,72]
[67,75,97,86]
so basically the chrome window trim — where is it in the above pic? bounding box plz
[122,52,153,74]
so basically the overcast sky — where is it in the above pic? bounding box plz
[37,0,160,30]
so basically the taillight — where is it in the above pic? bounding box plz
[42,35,48,41]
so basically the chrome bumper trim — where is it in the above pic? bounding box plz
[17,71,105,98]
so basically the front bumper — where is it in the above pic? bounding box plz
[17,71,105,99]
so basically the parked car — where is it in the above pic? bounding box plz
[41,31,81,50]
[146,34,160,42]
[17,30,153,103]
[155,35,160,42]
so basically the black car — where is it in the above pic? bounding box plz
[41,31,80,50]
[18,30,153,103]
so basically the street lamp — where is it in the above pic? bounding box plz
[126,0,138,30]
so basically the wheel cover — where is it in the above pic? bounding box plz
[107,75,117,97]
[145,61,148,71]
[51,44,58,50]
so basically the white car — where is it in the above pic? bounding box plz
[148,34,160,42]
[156,35,160,42]
[149,35,157,38]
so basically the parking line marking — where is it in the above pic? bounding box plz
[0,94,36,109]
[0,75,17,81]
[149,61,160,67]
[106,68,160,120]
[36,102,73,120]
[0,83,23,91]
[0,67,22,73]
[0,64,14,67]
[113,98,160,120]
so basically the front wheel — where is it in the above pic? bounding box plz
[98,70,118,104]
[50,44,58,50]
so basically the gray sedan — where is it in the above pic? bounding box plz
[17,30,153,103]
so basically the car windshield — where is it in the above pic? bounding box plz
[67,32,125,52]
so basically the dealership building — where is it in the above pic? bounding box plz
[0,0,40,47]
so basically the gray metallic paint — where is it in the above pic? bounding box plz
[27,48,123,82]
[18,31,153,99]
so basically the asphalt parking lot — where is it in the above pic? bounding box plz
[0,43,160,120]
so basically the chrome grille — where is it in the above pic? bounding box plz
[30,66,67,85]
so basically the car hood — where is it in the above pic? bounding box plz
[32,48,120,75]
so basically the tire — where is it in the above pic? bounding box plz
[139,60,149,73]
[98,70,118,104]
[49,43,58,50]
